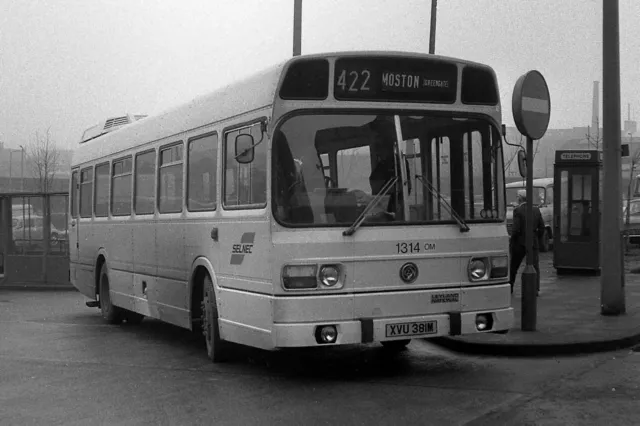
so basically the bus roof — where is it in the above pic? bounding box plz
[72,51,498,167]
[72,60,287,166]
[287,50,495,67]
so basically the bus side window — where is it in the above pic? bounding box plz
[94,163,110,217]
[187,133,217,211]
[158,143,184,214]
[224,123,266,208]
[135,150,156,215]
[111,157,132,216]
[79,167,94,218]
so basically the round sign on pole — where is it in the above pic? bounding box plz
[512,70,551,140]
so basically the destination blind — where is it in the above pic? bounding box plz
[333,57,458,103]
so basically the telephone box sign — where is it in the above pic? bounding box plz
[561,152,592,161]
[555,150,602,164]
[512,70,551,140]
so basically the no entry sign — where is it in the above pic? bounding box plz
[512,70,551,140]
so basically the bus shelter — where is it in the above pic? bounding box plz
[0,192,70,288]
[553,150,602,274]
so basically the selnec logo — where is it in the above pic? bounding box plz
[230,232,255,265]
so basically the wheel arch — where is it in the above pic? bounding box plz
[94,247,109,297]
[188,257,218,331]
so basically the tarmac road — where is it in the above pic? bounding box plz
[0,290,638,426]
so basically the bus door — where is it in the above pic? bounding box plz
[70,170,79,265]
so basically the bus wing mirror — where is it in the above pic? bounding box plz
[235,134,255,164]
[517,150,527,178]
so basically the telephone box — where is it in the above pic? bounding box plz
[553,150,602,273]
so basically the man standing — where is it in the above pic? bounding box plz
[509,189,546,294]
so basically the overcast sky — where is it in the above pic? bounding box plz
[1,0,639,151]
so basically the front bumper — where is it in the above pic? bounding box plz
[271,283,514,347]
[272,308,514,347]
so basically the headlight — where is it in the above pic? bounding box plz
[282,264,344,290]
[319,265,342,288]
[490,256,509,278]
[282,265,317,289]
[468,258,488,281]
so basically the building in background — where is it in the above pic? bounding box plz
[0,143,72,193]
[503,126,599,183]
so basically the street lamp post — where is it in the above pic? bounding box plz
[19,145,25,192]
[9,150,13,191]
[601,0,625,315]
[429,0,437,54]
[293,0,302,56]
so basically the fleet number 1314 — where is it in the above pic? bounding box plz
[396,242,436,254]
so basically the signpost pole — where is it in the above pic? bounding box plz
[512,70,550,332]
[521,136,537,331]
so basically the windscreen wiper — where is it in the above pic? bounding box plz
[343,177,398,236]
[416,175,470,232]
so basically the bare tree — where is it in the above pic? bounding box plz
[585,123,602,151]
[28,127,61,192]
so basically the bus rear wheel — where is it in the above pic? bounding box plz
[201,275,228,363]
[99,263,124,324]
[381,339,411,351]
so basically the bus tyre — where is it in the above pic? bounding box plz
[201,275,228,363]
[99,263,124,324]
[381,339,411,351]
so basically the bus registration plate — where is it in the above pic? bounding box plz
[385,321,437,338]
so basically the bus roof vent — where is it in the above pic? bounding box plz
[80,113,148,144]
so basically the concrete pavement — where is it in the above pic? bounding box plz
[434,250,640,356]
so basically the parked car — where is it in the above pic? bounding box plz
[505,178,554,252]
[12,215,68,250]
[622,198,640,244]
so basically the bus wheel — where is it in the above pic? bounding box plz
[201,275,228,363]
[381,339,411,351]
[124,311,144,325]
[99,263,124,324]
